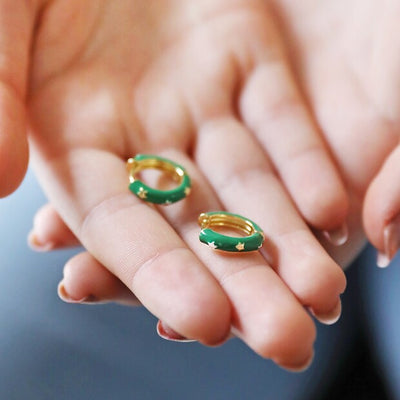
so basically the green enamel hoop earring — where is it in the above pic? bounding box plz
[127,154,191,205]
[198,211,265,252]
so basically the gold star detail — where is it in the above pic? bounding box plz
[184,187,191,196]
[137,187,148,199]
[236,242,245,251]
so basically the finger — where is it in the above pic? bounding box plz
[28,203,80,251]
[31,148,231,345]
[195,117,346,322]
[157,149,316,369]
[58,251,140,306]
[0,1,37,196]
[240,62,349,238]
[156,320,197,343]
[363,144,400,267]
[305,64,400,265]
[44,153,315,368]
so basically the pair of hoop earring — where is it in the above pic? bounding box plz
[127,154,265,253]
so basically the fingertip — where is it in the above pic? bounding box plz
[301,178,349,234]
[62,252,116,301]
[0,88,29,197]
[175,287,232,346]
[257,307,316,368]
[363,176,385,249]
[61,251,141,307]
[156,320,197,343]
[292,254,346,320]
[0,135,28,197]
[30,203,78,249]
[309,299,342,325]
[372,215,400,268]
[277,349,315,373]
[363,145,400,254]
[62,253,95,301]
[58,281,90,304]
[27,230,55,252]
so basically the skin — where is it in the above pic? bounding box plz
[270,0,400,258]
[1,0,399,368]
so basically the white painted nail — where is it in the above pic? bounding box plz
[323,223,349,246]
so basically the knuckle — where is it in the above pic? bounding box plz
[77,192,142,239]
[218,162,272,194]
[241,64,303,127]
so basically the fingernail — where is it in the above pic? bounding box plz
[323,223,348,246]
[377,252,391,268]
[376,215,400,268]
[278,350,315,373]
[309,300,342,325]
[28,231,55,252]
[156,321,196,343]
[57,282,98,304]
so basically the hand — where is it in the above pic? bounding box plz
[21,0,349,369]
[263,0,400,265]
[363,145,400,267]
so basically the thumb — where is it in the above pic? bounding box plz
[0,1,38,196]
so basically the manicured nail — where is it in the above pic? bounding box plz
[156,321,196,343]
[376,215,400,268]
[278,350,315,373]
[323,223,348,246]
[57,282,98,304]
[377,252,391,268]
[27,231,55,252]
[309,300,342,325]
